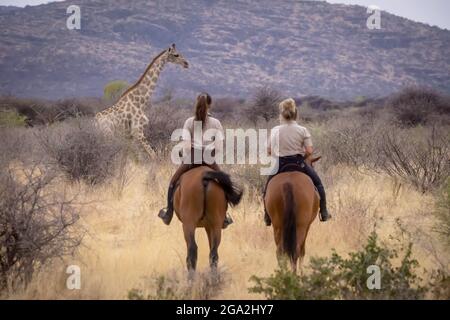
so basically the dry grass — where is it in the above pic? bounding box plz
[8,159,448,300]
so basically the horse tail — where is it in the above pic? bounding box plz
[282,183,297,262]
[201,174,209,219]
[202,171,243,207]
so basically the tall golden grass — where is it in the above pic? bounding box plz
[10,159,448,299]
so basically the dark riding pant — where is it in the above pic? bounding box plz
[263,154,328,222]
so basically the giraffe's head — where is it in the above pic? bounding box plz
[166,43,189,69]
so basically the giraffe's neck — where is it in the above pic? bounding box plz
[141,53,168,100]
[122,51,168,109]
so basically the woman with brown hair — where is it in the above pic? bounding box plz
[158,93,233,228]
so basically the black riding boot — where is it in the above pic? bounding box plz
[158,184,175,225]
[316,185,331,222]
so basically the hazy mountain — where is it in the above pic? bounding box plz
[1,0,449,99]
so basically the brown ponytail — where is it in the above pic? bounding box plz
[195,93,211,126]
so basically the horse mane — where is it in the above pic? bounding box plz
[119,48,168,99]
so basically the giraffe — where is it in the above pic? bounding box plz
[95,43,189,158]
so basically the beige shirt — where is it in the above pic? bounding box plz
[182,116,224,150]
[269,120,313,157]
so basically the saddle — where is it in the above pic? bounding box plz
[276,161,318,193]
[264,156,307,192]
[276,154,307,175]
[278,162,306,174]
[175,163,218,190]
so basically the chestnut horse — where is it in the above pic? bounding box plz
[173,166,243,272]
[264,156,321,271]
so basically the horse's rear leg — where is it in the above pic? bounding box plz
[183,224,198,273]
[295,226,309,271]
[206,226,222,271]
[275,226,300,272]
[273,226,285,266]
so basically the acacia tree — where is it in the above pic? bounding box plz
[103,80,129,103]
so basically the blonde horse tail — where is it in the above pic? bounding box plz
[282,183,297,262]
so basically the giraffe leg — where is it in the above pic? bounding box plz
[135,132,156,159]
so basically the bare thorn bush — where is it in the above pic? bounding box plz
[318,117,381,171]
[0,166,82,293]
[247,86,282,124]
[40,120,126,185]
[144,104,188,153]
[378,125,450,193]
[386,86,450,127]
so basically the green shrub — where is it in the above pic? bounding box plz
[0,96,104,126]
[0,110,27,128]
[103,80,129,103]
[249,232,428,300]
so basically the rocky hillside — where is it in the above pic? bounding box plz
[1,0,449,99]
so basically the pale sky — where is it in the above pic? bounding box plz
[0,0,449,30]
[326,0,450,30]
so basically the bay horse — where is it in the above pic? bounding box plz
[173,166,243,272]
[264,155,322,271]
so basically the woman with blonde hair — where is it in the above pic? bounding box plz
[263,98,331,225]
[158,92,233,228]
